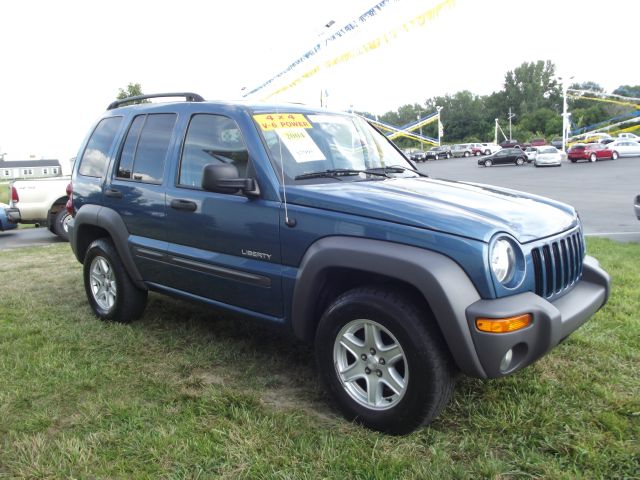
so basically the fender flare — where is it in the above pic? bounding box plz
[71,204,146,290]
[291,236,487,377]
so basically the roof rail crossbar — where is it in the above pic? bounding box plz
[107,92,205,110]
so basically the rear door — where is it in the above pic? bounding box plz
[102,113,177,283]
[163,112,282,317]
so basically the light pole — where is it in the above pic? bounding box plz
[508,108,516,141]
[436,105,443,146]
[559,76,574,151]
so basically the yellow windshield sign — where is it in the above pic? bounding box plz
[254,114,312,130]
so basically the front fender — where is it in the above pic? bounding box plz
[291,236,487,377]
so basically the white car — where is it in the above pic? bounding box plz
[481,143,502,155]
[609,140,640,157]
[525,147,538,162]
[617,132,640,141]
[534,146,563,167]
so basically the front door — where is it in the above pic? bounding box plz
[163,113,282,317]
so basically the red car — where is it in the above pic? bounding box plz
[567,143,619,163]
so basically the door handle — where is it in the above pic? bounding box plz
[170,199,197,212]
[104,188,123,198]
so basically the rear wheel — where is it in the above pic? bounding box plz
[464,151,470,157]
[474,151,481,156]
[52,208,71,241]
[516,157,524,166]
[484,159,492,167]
[83,238,147,323]
[315,287,456,434]
[484,149,491,155]
[611,151,619,160]
[589,153,597,162]
[570,159,577,163]
[446,153,451,159]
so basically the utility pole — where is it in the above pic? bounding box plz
[508,108,516,141]
[559,75,574,151]
[436,106,443,146]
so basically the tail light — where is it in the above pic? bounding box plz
[65,182,74,216]
[11,185,19,204]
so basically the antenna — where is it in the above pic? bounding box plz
[275,107,296,227]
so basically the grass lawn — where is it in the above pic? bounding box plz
[0,239,638,478]
[0,182,9,204]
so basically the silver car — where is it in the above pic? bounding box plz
[609,141,640,158]
[534,146,562,167]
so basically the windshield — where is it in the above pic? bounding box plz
[538,147,556,154]
[254,112,417,184]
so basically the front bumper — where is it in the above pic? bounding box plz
[465,255,610,378]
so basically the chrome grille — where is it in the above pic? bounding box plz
[531,230,584,299]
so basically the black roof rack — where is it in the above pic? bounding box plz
[107,92,205,110]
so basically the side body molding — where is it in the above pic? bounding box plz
[71,204,146,290]
[291,237,487,378]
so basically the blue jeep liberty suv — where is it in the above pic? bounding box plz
[67,93,611,434]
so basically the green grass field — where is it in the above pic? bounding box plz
[0,239,638,478]
[0,182,9,204]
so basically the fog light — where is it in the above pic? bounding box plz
[500,349,513,371]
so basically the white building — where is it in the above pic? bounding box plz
[0,159,62,180]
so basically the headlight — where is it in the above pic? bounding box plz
[490,238,516,284]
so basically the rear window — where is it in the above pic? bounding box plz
[78,117,122,177]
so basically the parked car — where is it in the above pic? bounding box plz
[479,148,528,167]
[551,137,563,149]
[10,176,73,240]
[534,146,563,167]
[618,132,640,141]
[567,143,618,162]
[67,92,610,434]
[0,202,20,231]
[451,144,472,157]
[481,143,502,155]
[410,150,428,162]
[607,141,640,157]
[529,138,546,147]
[425,145,452,160]
[580,132,613,144]
[524,147,538,162]
[499,139,524,149]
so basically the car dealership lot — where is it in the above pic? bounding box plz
[416,155,640,242]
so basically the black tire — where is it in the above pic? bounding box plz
[570,159,577,163]
[434,154,439,160]
[474,151,481,156]
[589,153,597,162]
[315,286,456,435]
[484,159,492,167]
[484,150,491,155]
[446,153,451,159]
[83,238,147,323]
[52,208,71,241]
[464,151,470,157]
[611,151,619,160]
[516,157,524,166]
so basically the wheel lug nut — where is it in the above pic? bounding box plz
[376,370,382,377]
[370,348,376,355]
[379,358,385,365]
[365,367,371,374]
[361,354,367,361]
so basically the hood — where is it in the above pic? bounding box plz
[286,177,577,243]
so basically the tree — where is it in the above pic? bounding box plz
[502,60,561,115]
[116,83,150,105]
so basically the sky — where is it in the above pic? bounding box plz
[0,0,637,172]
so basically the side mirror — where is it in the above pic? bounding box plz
[201,164,259,196]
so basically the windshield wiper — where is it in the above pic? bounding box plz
[364,165,428,177]
[294,169,388,180]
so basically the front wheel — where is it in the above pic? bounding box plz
[83,238,148,323]
[434,154,439,160]
[484,159,492,167]
[484,150,491,155]
[590,153,597,162]
[464,151,470,157]
[446,153,451,159]
[315,287,456,434]
[611,151,619,160]
[516,157,525,166]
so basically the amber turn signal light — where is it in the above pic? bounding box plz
[476,314,532,333]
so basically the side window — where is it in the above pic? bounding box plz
[79,117,122,177]
[179,114,249,188]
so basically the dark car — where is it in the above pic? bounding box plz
[66,92,610,435]
[499,139,524,149]
[425,145,452,160]
[409,150,428,162]
[479,148,528,167]
[551,137,564,149]
[0,202,20,231]
[567,143,618,162]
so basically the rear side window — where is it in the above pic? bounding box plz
[116,113,177,184]
[79,117,122,177]
[178,114,249,188]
